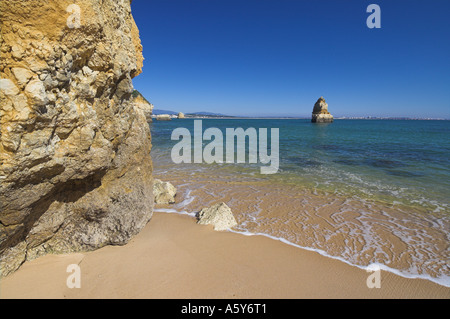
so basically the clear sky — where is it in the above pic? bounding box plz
[131,0,450,118]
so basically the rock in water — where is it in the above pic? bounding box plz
[0,0,153,276]
[156,114,172,121]
[312,97,334,123]
[153,179,177,204]
[178,112,185,119]
[197,203,238,231]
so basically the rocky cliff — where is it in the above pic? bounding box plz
[132,90,153,123]
[0,0,153,276]
[312,97,334,123]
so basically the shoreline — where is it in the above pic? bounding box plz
[228,229,450,289]
[158,209,450,289]
[1,212,449,299]
[148,172,450,288]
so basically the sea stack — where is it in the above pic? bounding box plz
[312,97,334,123]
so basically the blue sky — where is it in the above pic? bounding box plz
[131,0,450,118]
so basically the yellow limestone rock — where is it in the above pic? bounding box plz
[153,179,177,204]
[312,97,334,123]
[0,0,153,276]
[197,203,238,231]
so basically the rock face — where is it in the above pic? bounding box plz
[177,112,185,119]
[132,90,153,123]
[153,179,177,204]
[312,97,334,123]
[197,203,238,231]
[0,0,153,276]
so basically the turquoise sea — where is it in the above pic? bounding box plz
[151,119,450,287]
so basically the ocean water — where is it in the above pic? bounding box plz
[150,119,450,287]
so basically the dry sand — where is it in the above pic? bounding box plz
[1,212,449,299]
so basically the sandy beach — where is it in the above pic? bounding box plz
[2,0,449,303]
[1,212,448,299]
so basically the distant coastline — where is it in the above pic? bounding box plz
[152,114,450,121]
[151,107,449,120]
[334,117,450,120]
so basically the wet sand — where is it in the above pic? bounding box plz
[151,171,450,284]
[1,212,449,299]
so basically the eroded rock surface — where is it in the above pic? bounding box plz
[0,0,153,276]
[132,90,153,123]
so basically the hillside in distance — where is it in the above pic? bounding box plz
[153,109,234,118]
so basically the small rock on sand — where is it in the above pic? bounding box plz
[153,179,177,204]
[197,202,238,231]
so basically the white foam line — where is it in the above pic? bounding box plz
[154,208,197,218]
[227,229,450,288]
[154,188,197,217]
[175,189,194,208]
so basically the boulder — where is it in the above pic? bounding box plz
[177,112,185,119]
[197,203,238,231]
[153,179,177,204]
